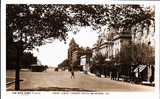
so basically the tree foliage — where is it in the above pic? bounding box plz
[7,4,154,51]
[7,46,37,69]
[132,43,155,65]
[92,52,106,67]
[112,44,132,65]
[7,4,73,51]
[58,59,69,69]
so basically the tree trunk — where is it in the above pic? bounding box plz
[15,46,21,90]
[15,33,23,90]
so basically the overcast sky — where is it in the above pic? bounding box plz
[32,27,99,67]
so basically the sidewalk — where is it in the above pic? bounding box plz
[6,77,15,85]
[86,72,155,87]
[141,81,155,87]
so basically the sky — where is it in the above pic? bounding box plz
[32,27,99,67]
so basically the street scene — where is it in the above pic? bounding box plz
[6,4,155,91]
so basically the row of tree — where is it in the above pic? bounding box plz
[90,42,154,82]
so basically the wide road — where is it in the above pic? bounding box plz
[6,69,154,91]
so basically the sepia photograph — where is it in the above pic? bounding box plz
[6,4,155,92]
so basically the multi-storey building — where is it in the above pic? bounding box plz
[92,18,155,82]
[68,38,81,70]
[68,38,92,71]
[93,32,132,60]
[112,33,132,58]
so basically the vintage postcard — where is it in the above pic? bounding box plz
[1,0,160,99]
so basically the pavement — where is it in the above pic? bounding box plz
[6,69,154,91]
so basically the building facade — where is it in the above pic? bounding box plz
[92,19,155,82]
[112,33,132,58]
[68,38,92,71]
[80,55,91,74]
[68,38,81,70]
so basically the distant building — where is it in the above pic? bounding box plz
[68,38,92,71]
[80,54,91,74]
[68,38,81,70]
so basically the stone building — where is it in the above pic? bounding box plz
[68,38,92,71]
[112,33,132,58]
[92,18,155,82]
[92,32,132,77]
[80,55,91,74]
[68,38,81,70]
[93,31,132,61]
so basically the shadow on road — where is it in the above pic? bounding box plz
[7,87,93,91]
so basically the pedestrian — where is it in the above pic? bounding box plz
[149,65,154,84]
[71,70,75,79]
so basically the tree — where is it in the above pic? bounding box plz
[112,44,132,76]
[98,5,154,41]
[7,4,154,53]
[91,52,107,77]
[6,4,70,90]
[58,59,69,70]
[7,50,37,69]
[21,52,37,68]
[112,42,155,82]
[131,43,154,66]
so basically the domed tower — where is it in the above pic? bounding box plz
[69,38,79,51]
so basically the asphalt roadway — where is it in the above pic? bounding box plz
[6,69,154,91]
